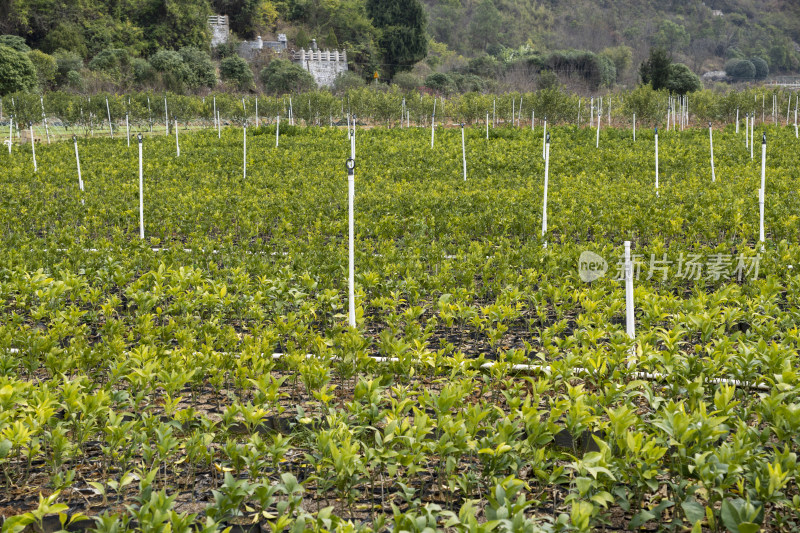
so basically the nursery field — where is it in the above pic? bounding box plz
[2,120,800,532]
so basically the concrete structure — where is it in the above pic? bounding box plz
[239,34,288,58]
[292,40,348,87]
[208,15,229,47]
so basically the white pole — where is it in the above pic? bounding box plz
[255,98,259,127]
[126,114,130,147]
[750,115,754,160]
[41,96,50,144]
[461,123,467,181]
[289,98,294,126]
[578,98,581,126]
[542,117,547,159]
[7,119,11,154]
[29,123,37,173]
[787,96,791,126]
[518,96,523,127]
[164,97,169,136]
[347,156,355,328]
[431,99,436,148]
[655,127,659,197]
[512,98,515,127]
[486,112,489,140]
[590,97,594,127]
[745,113,749,148]
[243,122,247,179]
[73,135,84,205]
[596,110,601,148]
[709,122,716,183]
[217,111,221,138]
[175,119,180,157]
[213,97,217,129]
[736,108,739,133]
[276,115,280,147]
[138,134,144,240]
[493,99,496,127]
[759,133,766,243]
[106,97,113,138]
[624,241,635,349]
[541,132,550,243]
[633,113,636,142]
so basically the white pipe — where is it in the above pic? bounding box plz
[8,119,12,154]
[541,133,550,243]
[213,97,217,129]
[73,136,84,205]
[164,97,169,136]
[760,133,766,243]
[431,101,436,148]
[347,154,355,328]
[709,123,716,183]
[106,97,113,138]
[745,113,749,148]
[654,127,659,196]
[750,114,754,160]
[736,108,739,133]
[590,97,594,127]
[542,117,547,159]
[486,113,489,140]
[625,241,635,346]
[175,119,179,157]
[461,124,467,181]
[276,115,280,147]
[138,134,144,239]
[633,114,636,142]
[596,110,600,148]
[41,97,50,144]
[243,122,247,179]
[126,114,130,147]
[255,98,259,128]
[30,123,37,173]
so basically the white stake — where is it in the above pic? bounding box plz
[655,127,659,197]
[745,113,749,148]
[255,98,259,127]
[7,119,11,154]
[431,99,436,148]
[542,117,547,159]
[461,123,467,181]
[138,134,144,240]
[243,122,247,179]
[164,97,169,136]
[493,99,496,127]
[709,122,716,183]
[596,109,601,148]
[217,111,221,138]
[213,97,217,129]
[590,97,594,127]
[759,133,766,243]
[126,114,130,146]
[347,156,355,328]
[512,97,515,126]
[541,132,550,244]
[73,135,84,205]
[175,119,180,157]
[29,122,37,173]
[624,241,635,352]
[736,108,739,133]
[633,113,636,142]
[106,97,113,138]
[750,115,754,160]
[40,96,50,144]
[486,112,489,140]
[276,115,280,147]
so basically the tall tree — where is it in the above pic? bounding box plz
[366,0,427,79]
[639,47,671,90]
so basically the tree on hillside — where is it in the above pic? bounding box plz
[366,0,427,79]
[639,47,671,90]
[0,44,38,95]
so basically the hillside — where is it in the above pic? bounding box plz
[1,0,798,94]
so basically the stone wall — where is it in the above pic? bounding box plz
[209,15,229,47]
[292,49,348,87]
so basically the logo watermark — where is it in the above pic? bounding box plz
[578,251,761,282]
